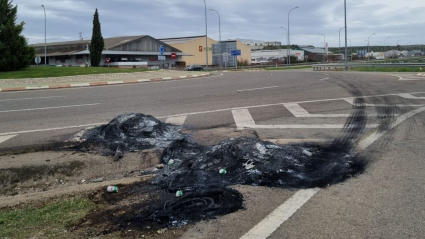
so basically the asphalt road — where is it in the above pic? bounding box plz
[1,70,425,238]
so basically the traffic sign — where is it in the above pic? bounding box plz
[160,45,164,55]
[106,58,110,63]
[171,53,177,59]
[34,56,41,65]
[231,50,241,56]
[158,55,166,61]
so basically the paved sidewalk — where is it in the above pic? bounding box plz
[0,70,211,92]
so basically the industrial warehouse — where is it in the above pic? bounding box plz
[31,35,190,68]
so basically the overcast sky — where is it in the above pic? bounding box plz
[12,0,425,47]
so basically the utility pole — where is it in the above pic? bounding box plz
[203,0,208,71]
[209,9,221,69]
[367,33,375,62]
[41,5,47,65]
[344,0,348,71]
[287,6,299,67]
[281,27,288,66]
[319,33,326,63]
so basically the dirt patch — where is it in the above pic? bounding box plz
[0,149,161,197]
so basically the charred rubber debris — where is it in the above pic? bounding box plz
[77,113,185,156]
[75,113,366,229]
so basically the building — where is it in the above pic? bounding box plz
[212,39,252,67]
[237,38,265,50]
[251,49,304,64]
[159,36,217,67]
[296,46,334,62]
[32,35,188,68]
[265,41,282,47]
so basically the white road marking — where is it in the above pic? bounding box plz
[398,93,425,100]
[319,77,329,81]
[358,105,425,150]
[107,81,124,85]
[284,103,399,117]
[386,74,425,81]
[237,86,279,92]
[232,108,379,130]
[0,123,106,136]
[240,106,425,239]
[0,96,66,102]
[0,135,17,144]
[265,139,333,144]
[0,103,100,113]
[158,91,425,119]
[232,109,256,130]
[165,116,187,125]
[323,73,329,76]
[343,98,424,107]
[240,189,320,239]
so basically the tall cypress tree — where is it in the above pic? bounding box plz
[0,0,35,71]
[90,8,104,67]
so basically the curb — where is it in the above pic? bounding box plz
[0,73,212,93]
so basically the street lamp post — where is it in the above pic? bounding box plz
[203,0,208,71]
[344,0,348,71]
[349,39,352,62]
[339,27,345,56]
[209,9,221,69]
[287,6,299,67]
[41,5,47,65]
[281,27,288,66]
[319,33,326,63]
[367,33,375,61]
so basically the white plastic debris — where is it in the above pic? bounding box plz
[303,150,313,157]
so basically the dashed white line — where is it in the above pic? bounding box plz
[237,86,279,92]
[319,77,329,81]
[0,96,66,102]
[0,103,100,113]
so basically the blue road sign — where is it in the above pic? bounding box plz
[160,45,164,55]
[231,50,241,56]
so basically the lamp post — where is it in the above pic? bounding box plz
[405,41,411,52]
[339,27,345,56]
[287,6,298,67]
[281,27,288,66]
[209,9,221,69]
[319,33,326,63]
[203,0,208,71]
[41,5,47,65]
[367,33,375,61]
[344,0,348,71]
[383,36,390,55]
[349,39,352,62]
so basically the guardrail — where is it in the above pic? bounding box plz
[312,63,425,72]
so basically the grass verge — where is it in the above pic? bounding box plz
[265,66,312,71]
[351,67,425,72]
[0,198,95,239]
[0,66,155,79]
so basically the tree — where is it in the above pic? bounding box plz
[90,8,104,67]
[0,0,35,71]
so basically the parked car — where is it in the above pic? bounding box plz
[185,65,204,71]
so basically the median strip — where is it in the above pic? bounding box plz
[0,73,211,93]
